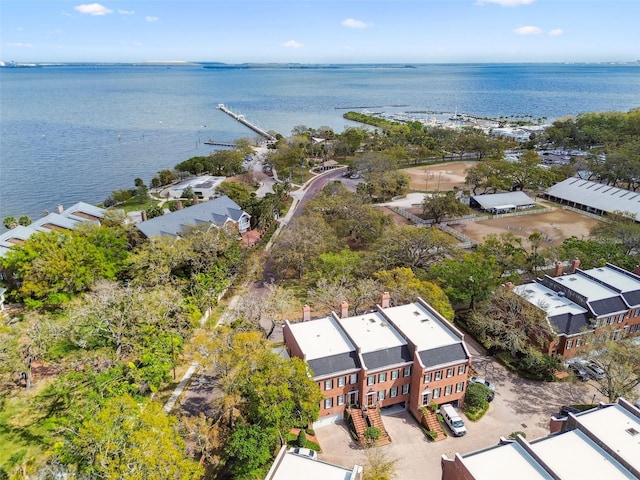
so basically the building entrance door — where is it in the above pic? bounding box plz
[347,390,359,406]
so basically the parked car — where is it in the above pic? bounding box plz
[288,447,317,460]
[568,364,589,381]
[469,376,496,392]
[583,362,605,380]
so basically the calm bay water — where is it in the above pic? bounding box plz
[1,63,639,222]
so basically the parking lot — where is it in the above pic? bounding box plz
[315,355,605,477]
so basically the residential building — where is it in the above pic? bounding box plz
[265,445,363,480]
[166,175,226,200]
[0,202,107,258]
[135,195,251,237]
[283,295,472,425]
[514,262,640,358]
[441,398,640,480]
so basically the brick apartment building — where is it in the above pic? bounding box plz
[514,261,640,358]
[283,295,472,424]
[441,398,640,480]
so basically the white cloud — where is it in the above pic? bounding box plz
[118,9,134,15]
[476,0,535,6]
[6,42,33,48]
[74,3,113,16]
[514,25,542,35]
[283,40,303,49]
[145,16,159,23]
[548,28,564,36]
[342,18,373,29]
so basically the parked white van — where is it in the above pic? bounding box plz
[440,403,467,437]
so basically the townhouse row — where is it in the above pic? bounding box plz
[284,295,472,424]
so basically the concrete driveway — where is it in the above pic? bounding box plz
[315,356,606,478]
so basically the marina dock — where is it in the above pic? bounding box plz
[204,140,236,147]
[216,104,276,142]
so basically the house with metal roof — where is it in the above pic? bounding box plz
[470,192,536,214]
[135,195,250,238]
[441,398,640,480]
[514,262,640,358]
[0,202,107,258]
[283,295,472,428]
[543,177,640,221]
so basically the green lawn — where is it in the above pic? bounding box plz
[0,393,53,474]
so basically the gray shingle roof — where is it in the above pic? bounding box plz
[549,312,593,336]
[308,351,359,377]
[588,297,628,316]
[362,345,412,370]
[135,195,249,238]
[418,343,468,367]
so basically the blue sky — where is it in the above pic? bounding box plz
[2,0,639,64]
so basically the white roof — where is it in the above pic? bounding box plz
[553,273,619,301]
[266,448,360,480]
[382,302,460,351]
[462,442,553,480]
[546,177,640,221]
[514,282,588,317]
[287,316,355,361]
[529,429,636,479]
[576,404,640,474]
[337,311,406,354]
[584,265,640,294]
[472,191,535,209]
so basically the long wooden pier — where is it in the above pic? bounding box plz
[204,140,235,147]
[216,104,276,142]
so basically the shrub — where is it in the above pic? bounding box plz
[465,383,490,411]
[509,431,527,440]
[426,429,438,441]
[296,429,307,448]
[364,426,381,443]
[305,428,315,436]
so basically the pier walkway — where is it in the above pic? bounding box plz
[216,104,276,142]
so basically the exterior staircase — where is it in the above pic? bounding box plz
[349,407,368,442]
[364,407,391,446]
[422,408,447,441]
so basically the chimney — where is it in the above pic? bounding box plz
[57,204,64,214]
[634,265,640,277]
[380,291,391,308]
[141,210,147,222]
[176,199,183,210]
[554,261,564,277]
[340,301,349,319]
[193,195,199,205]
[302,304,311,322]
[569,257,581,273]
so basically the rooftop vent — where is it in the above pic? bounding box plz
[625,427,638,436]
[413,311,420,316]
[368,318,376,323]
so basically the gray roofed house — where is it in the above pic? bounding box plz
[0,202,108,258]
[308,351,360,378]
[135,195,251,238]
[361,345,412,371]
[514,263,640,357]
[418,343,468,368]
[470,192,535,213]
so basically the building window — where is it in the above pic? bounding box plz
[367,375,375,386]
[325,379,333,391]
[618,314,624,323]
[631,324,638,333]
[424,373,431,383]
[378,372,387,383]
[338,376,346,387]
[458,365,466,375]
[421,393,430,406]
[576,338,583,347]
[566,339,573,349]
[594,319,600,328]
[402,384,410,395]
[434,370,442,381]
[613,329,621,341]
[325,398,333,409]
[337,394,345,406]
[446,368,454,378]
[390,386,398,398]
[634,309,640,318]
[350,373,358,384]
[445,385,453,396]
[378,390,386,401]
[391,369,399,380]
[433,388,441,399]
[403,366,411,377]
[609,317,615,326]
[456,382,464,393]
